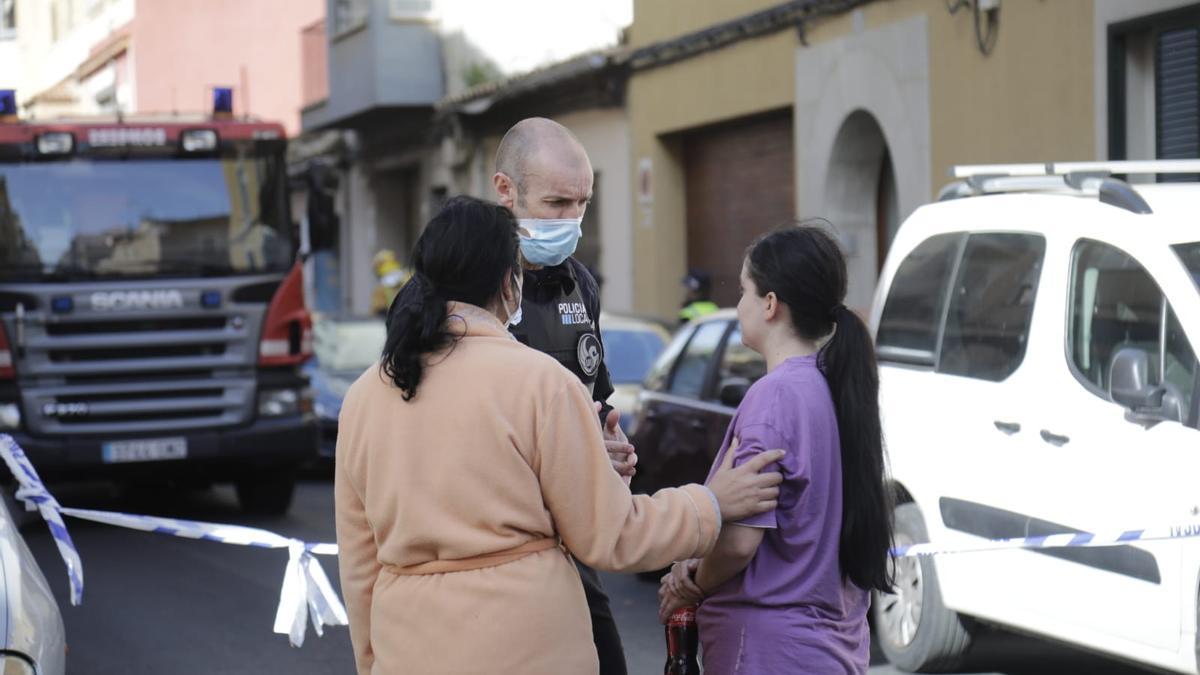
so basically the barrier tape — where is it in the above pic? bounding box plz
[0,434,347,648]
[891,522,1200,559]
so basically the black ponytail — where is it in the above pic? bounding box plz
[746,222,894,592]
[381,196,520,401]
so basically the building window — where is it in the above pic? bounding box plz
[1109,5,1200,179]
[389,0,433,21]
[0,0,14,39]
[332,0,369,37]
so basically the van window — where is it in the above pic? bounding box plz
[877,233,963,366]
[938,233,1045,381]
[1071,240,1196,422]
[667,320,728,399]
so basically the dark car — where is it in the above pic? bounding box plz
[629,309,766,496]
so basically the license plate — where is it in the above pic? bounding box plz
[101,437,188,463]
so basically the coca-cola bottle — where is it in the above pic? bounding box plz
[664,605,700,675]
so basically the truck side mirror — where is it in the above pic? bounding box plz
[718,378,750,408]
[1109,347,1163,411]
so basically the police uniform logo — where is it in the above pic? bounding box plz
[577,333,601,378]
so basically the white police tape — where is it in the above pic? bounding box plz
[891,522,1200,559]
[0,434,347,648]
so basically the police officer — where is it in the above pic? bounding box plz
[678,269,719,326]
[493,117,635,675]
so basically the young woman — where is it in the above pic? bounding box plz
[659,224,894,674]
[334,196,784,675]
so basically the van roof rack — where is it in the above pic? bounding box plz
[936,160,1200,215]
[952,159,1200,178]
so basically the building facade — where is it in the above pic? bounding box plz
[624,0,1200,318]
[9,0,323,136]
[298,0,634,316]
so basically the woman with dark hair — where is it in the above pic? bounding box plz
[334,196,784,675]
[658,223,894,674]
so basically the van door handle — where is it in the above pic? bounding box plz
[1040,430,1070,446]
[993,420,1021,435]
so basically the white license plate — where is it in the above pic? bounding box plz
[101,437,188,463]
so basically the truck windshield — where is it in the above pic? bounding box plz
[0,146,292,281]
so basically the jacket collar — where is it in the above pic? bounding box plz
[445,302,514,340]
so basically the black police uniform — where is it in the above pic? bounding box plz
[510,257,628,675]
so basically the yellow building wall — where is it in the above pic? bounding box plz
[627,4,855,317]
[627,0,1099,318]
[919,0,1096,194]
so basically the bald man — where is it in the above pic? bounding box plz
[493,117,632,675]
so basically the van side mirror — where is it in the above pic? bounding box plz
[718,378,751,408]
[1109,347,1164,411]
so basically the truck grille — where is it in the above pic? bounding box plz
[10,299,269,437]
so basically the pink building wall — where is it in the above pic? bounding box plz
[131,0,324,136]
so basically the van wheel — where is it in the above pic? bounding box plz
[236,469,297,516]
[873,503,973,672]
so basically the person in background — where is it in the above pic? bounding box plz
[679,269,719,326]
[492,117,634,674]
[335,195,785,674]
[370,249,411,317]
[658,224,895,674]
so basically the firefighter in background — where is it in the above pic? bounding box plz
[679,269,719,325]
[371,249,411,317]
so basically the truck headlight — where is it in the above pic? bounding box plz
[258,389,311,417]
[0,404,20,430]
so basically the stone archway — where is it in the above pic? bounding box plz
[794,15,931,310]
[824,110,899,298]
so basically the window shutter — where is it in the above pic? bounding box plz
[1157,27,1200,179]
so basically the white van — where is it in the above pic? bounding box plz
[868,161,1200,674]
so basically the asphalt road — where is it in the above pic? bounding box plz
[18,477,1162,674]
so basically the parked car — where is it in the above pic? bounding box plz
[0,494,66,675]
[598,313,671,435]
[304,316,387,458]
[627,310,766,497]
[869,161,1200,674]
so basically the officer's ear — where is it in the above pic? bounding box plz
[493,172,517,210]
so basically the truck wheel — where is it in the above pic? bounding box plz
[236,470,297,516]
[873,503,973,672]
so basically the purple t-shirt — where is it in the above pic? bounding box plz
[697,355,869,674]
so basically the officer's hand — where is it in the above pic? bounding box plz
[602,408,637,485]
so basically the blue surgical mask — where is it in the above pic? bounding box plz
[517,218,583,267]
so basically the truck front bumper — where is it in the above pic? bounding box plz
[4,415,318,481]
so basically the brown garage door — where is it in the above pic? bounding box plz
[684,109,794,308]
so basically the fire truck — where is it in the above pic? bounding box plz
[0,89,317,514]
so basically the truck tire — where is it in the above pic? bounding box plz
[236,470,297,516]
[873,503,973,672]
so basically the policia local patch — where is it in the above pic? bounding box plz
[577,333,601,378]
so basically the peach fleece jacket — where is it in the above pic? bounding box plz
[335,303,720,674]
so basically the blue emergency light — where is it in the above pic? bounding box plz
[200,291,222,308]
[0,90,16,116]
[213,87,233,115]
[50,296,74,314]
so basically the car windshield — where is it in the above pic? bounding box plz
[313,319,388,372]
[0,145,292,281]
[602,326,666,384]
